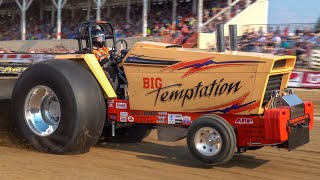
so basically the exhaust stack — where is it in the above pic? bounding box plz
[229,24,238,52]
[216,24,225,53]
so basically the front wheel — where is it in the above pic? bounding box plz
[187,115,236,166]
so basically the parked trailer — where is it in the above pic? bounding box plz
[0,21,314,166]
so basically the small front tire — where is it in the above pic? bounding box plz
[187,115,236,166]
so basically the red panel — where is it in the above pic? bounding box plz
[264,108,290,142]
[304,101,314,130]
[107,99,313,148]
[7,54,17,58]
[20,54,32,58]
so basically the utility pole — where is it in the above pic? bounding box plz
[142,0,148,37]
[197,0,203,33]
[93,0,106,21]
[51,0,68,40]
[15,0,34,40]
[126,0,131,23]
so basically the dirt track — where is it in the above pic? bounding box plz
[0,80,319,179]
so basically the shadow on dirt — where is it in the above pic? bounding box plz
[96,139,269,169]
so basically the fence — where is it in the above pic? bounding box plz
[242,23,318,35]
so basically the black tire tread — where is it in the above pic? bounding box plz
[11,59,106,154]
[187,114,236,166]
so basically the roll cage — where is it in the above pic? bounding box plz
[75,20,116,54]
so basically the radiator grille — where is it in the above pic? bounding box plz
[262,74,283,106]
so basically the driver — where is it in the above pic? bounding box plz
[91,28,110,66]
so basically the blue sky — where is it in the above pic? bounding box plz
[268,0,320,24]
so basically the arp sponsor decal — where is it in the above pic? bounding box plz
[120,112,128,117]
[168,114,182,124]
[116,102,127,109]
[120,117,127,122]
[235,118,253,124]
[145,78,242,107]
[161,57,264,78]
[143,77,162,89]
[127,116,134,122]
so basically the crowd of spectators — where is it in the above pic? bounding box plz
[0,0,253,41]
[238,25,320,68]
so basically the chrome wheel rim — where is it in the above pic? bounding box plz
[24,85,61,136]
[194,127,222,156]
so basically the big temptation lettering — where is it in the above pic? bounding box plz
[146,78,242,107]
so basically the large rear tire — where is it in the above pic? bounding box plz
[11,59,106,154]
[187,114,236,166]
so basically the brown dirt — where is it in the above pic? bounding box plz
[0,99,320,179]
[295,89,320,116]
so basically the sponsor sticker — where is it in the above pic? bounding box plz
[127,116,134,122]
[109,114,117,121]
[235,118,253,124]
[156,116,167,124]
[120,112,128,117]
[168,114,182,125]
[116,102,127,109]
[120,116,127,122]
[175,120,182,124]
[157,116,167,123]
[108,100,114,107]
[182,116,192,124]
[158,112,167,115]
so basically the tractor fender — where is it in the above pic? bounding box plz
[83,54,117,99]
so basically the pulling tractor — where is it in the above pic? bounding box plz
[3,21,314,166]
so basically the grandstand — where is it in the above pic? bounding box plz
[0,0,262,41]
[0,0,319,70]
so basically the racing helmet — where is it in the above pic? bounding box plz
[91,29,106,47]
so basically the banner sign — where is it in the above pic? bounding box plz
[301,72,320,88]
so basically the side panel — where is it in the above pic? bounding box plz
[108,99,313,148]
[124,48,266,114]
